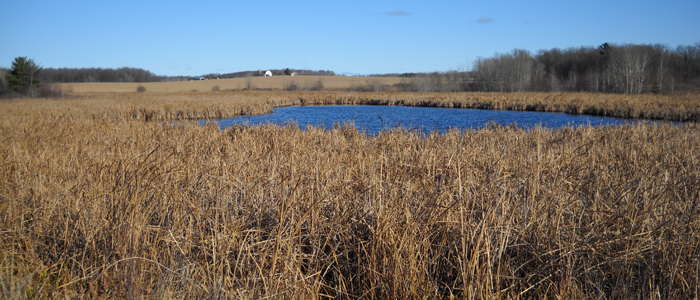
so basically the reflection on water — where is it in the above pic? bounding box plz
[211,105,642,134]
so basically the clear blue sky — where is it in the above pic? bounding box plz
[1,0,698,76]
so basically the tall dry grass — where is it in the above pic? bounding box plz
[1,93,699,298]
[14,90,700,123]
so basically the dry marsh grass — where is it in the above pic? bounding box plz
[22,90,700,123]
[1,92,700,299]
[59,76,405,93]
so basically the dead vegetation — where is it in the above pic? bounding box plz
[58,76,405,93]
[1,92,699,298]
[21,90,700,122]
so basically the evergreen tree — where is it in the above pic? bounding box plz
[5,57,42,95]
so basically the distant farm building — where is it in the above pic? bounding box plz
[190,77,207,81]
[290,72,297,76]
[265,70,273,77]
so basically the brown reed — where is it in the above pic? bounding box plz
[30,91,700,122]
[1,92,699,299]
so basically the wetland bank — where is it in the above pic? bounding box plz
[1,91,699,299]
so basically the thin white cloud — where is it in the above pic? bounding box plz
[477,17,495,24]
[385,10,411,16]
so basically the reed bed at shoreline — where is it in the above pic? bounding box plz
[11,90,699,122]
[1,94,700,298]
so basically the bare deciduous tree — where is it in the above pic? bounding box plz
[608,45,651,94]
[472,49,537,92]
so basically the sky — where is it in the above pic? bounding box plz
[1,0,699,77]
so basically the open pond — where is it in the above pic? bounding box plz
[212,105,642,134]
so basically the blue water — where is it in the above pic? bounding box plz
[211,105,639,134]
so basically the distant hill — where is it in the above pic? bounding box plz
[38,67,338,84]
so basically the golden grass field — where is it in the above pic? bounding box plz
[59,76,405,93]
[1,90,699,298]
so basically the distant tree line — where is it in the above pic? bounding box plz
[470,42,700,94]
[0,68,11,95]
[384,42,700,94]
[7,42,700,95]
[34,67,337,84]
[38,67,188,83]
